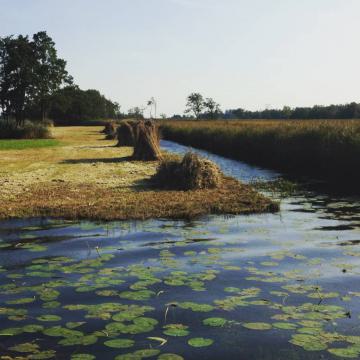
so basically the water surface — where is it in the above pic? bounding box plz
[0,141,359,360]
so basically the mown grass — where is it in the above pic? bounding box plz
[0,139,61,150]
[160,120,360,191]
[0,126,278,221]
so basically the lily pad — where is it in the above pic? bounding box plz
[163,324,189,337]
[158,354,184,360]
[71,355,96,360]
[9,342,39,353]
[37,315,62,322]
[104,338,134,348]
[243,322,272,330]
[188,337,214,347]
[203,317,227,327]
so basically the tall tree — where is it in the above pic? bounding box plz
[32,31,72,121]
[185,92,204,119]
[0,35,36,125]
[0,31,71,125]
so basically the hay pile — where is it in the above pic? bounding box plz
[132,120,162,161]
[116,121,135,147]
[154,152,222,190]
[102,122,117,139]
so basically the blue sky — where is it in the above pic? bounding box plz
[1,0,360,116]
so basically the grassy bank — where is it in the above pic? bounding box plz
[0,126,277,220]
[0,139,61,150]
[161,120,360,190]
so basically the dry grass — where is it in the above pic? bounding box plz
[154,152,222,190]
[0,126,278,220]
[132,120,162,161]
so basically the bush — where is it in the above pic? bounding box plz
[0,120,52,139]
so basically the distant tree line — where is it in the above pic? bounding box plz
[223,103,360,120]
[177,92,360,120]
[0,31,120,126]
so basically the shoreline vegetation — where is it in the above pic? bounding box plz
[0,126,278,221]
[160,119,360,192]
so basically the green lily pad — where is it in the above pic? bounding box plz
[37,315,62,322]
[243,322,272,330]
[328,347,360,358]
[188,337,214,347]
[23,325,44,333]
[134,349,161,358]
[104,338,134,348]
[0,327,24,336]
[6,297,35,305]
[163,324,189,337]
[58,335,98,346]
[203,317,227,327]
[119,290,156,301]
[157,354,184,360]
[66,322,86,329]
[43,326,83,338]
[178,302,214,312]
[71,355,96,360]
[9,342,39,353]
[273,322,297,330]
[28,350,56,359]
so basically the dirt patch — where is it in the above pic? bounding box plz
[0,126,278,220]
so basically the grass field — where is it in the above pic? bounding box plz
[0,126,277,220]
[161,119,360,191]
[0,139,61,150]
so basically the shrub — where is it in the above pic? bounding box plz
[0,120,51,139]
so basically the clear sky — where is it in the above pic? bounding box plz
[1,0,360,116]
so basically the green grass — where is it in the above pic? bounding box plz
[160,119,360,191]
[0,139,61,150]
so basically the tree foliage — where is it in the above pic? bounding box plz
[0,31,120,126]
[0,32,71,125]
[185,93,205,118]
[48,86,120,124]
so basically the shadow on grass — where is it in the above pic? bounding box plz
[61,156,132,164]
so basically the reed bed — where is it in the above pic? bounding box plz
[160,120,360,190]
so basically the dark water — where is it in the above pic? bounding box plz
[0,142,359,360]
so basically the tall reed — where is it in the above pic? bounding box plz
[161,120,360,190]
